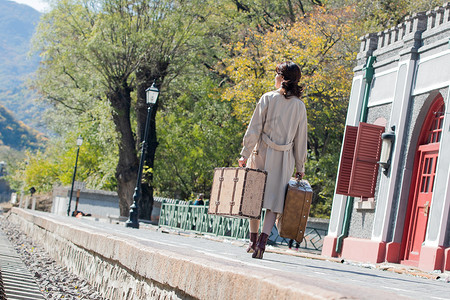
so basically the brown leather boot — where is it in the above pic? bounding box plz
[252,233,269,259]
[246,232,258,253]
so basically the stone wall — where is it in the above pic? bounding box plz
[52,187,120,218]
[8,210,189,299]
[8,208,341,299]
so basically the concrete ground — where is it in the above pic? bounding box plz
[5,208,450,299]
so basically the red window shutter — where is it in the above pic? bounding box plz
[348,123,384,198]
[336,125,358,195]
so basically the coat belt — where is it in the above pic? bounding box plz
[262,133,293,151]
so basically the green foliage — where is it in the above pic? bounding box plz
[28,0,219,216]
[7,121,118,194]
[217,0,322,26]
[0,145,25,192]
[326,0,445,34]
[154,76,242,199]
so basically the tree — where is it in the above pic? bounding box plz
[228,0,323,24]
[154,76,242,200]
[32,0,210,217]
[149,0,322,201]
[33,0,136,215]
[327,0,444,34]
[133,0,209,219]
[7,124,118,197]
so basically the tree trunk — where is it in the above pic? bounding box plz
[108,84,139,217]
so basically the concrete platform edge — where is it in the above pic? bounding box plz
[7,208,346,300]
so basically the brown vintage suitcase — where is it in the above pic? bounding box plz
[278,178,313,243]
[209,167,267,219]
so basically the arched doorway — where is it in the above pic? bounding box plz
[402,96,445,264]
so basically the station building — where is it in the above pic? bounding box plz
[322,3,450,271]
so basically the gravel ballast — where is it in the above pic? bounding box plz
[0,214,106,300]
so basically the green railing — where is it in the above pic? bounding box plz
[158,200,328,251]
[158,201,254,239]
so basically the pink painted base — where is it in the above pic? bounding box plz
[321,236,387,263]
[321,237,450,272]
[445,248,450,271]
[385,242,401,263]
[321,235,338,257]
[340,237,386,263]
[418,245,445,272]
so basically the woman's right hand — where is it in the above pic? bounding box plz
[296,172,305,180]
[238,156,247,168]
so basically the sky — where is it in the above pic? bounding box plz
[10,0,50,12]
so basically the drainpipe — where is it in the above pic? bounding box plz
[335,56,376,254]
[360,56,375,124]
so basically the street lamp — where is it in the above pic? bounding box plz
[125,81,160,228]
[67,136,83,216]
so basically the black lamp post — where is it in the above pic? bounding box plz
[125,81,160,228]
[67,135,83,216]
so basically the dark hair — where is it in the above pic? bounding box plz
[276,61,303,98]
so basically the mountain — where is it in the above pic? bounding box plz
[0,103,45,150]
[0,0,47,134]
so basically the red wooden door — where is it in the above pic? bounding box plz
[403,98,444,263]
[404,146,438,261]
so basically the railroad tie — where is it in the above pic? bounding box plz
[0,230,44,300]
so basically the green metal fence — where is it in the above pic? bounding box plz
[158,200,328,251]
[159,200,253,239]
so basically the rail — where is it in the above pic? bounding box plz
[0,230,44,299]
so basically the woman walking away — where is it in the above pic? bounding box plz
[238,61,307,259]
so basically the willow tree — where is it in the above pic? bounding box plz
[33,0,206,217]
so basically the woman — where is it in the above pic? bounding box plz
[238,61,307,259]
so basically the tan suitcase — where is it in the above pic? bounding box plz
[278,178,313,243]
[209,167,267,219]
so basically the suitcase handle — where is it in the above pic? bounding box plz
[289,178,310,189]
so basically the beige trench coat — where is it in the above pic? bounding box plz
[240,90,307,213]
